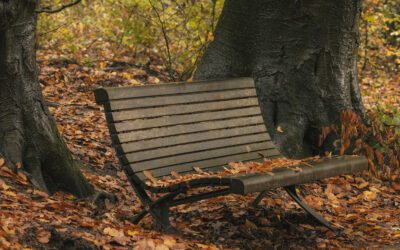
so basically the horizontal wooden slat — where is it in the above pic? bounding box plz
[114,125,268,153]
[111,106,262,133]
[106,88,257,111]
[94,77,254,103]
[113,116,264,143]
[229,156,368,194]
[123,133,272,162]
[135,148,281,179]
[126,141,276,171]
[109,98,259,122]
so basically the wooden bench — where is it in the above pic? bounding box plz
[94,78,368,233]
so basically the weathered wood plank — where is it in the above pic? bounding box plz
[122,133,273,162]
[126,141,277,171]
[229,156,369,194]
[94,77,254,103]
[107,88,257,111]
[113,116,264,143]
[113,125,268,153]
[109,98,259,122]
[112,106,262,133]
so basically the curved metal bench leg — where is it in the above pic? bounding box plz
[284,185,337,232]
[150,201,179,234]
[128,203,178,234]
[129,210,148,224]
[148,192,181,234]
[251,190,269,207]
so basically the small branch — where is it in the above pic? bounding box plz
[148,0,175,81]
[36,0,82,14]
[211,0,217,32]
[116,6,136,50]
[38,22,69,36]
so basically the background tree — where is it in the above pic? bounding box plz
[0,0,93,197]
[195,0,364,158]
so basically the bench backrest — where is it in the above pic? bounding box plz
[94,78,281,181]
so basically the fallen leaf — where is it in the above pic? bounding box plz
[2,225,15,235]
[127,230,139,236]
[363,190,377,201]
[103,227,123,237]
[170,171,181,179]
[391,182,400,191]
[162,236,176,247]
[193,167,204,174]
[143,170,157,183]
[245,219,258,230]
[0,179,10,190]
[37,229,51,244]
[17,171,28,182]
[358,182,369,189]
[155,244,169,250]
[112,235,130,246]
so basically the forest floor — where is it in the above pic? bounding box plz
[0,49,399,249]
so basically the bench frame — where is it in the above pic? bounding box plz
[95,78,367,234]
[125,165,336,233]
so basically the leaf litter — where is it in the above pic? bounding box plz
[0,49,399,249]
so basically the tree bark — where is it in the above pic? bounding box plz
[0,0,93,197]
[195,0,364,158]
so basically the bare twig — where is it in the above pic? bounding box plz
[38,22,70,36]
[148,0,175,80]
[211,0,217,32]
[116,6,136,50]
[36,0,82,14]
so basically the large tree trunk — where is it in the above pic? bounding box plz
[0,0,93,197]
[195,0,364,158]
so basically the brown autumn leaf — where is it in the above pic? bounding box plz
[143,170,157,183]
[117,171,127,181]
[36,229,51,244]
[0,179,10,190]
[0,166,15,178]
[391,182,400,191]
[162,236,176,248]
[170,171,181,179]
[375,150,384,166]
[193,167,204,174]
[358,182,369,189]
[245,219,258,230]
[31,189,49,198]
[17,171,28,183]
[80,219,95,229]
[112,235,130,246]
[103,227,123,237]
[363,190,377,201]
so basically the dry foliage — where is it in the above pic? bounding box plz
[145,156,321,188]
[0,0,398,248]
[1,47,399,249]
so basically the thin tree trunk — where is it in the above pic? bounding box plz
[195,0,364,158]
[0,0,93,197]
